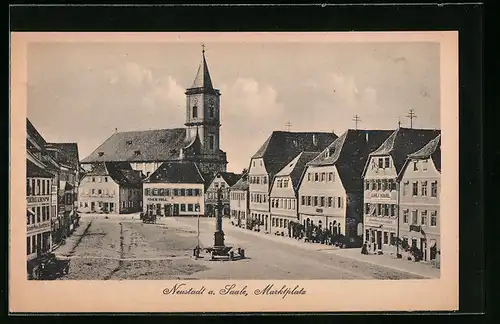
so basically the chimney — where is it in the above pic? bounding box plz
[365,132,369,143]
[312,134,318,147]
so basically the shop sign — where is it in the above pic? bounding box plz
[365,216,396,227]
[369,192,391,199]
[315,208,323,213]
[27,221,50,232]
[27,196,50,204]
[146,197,174,202]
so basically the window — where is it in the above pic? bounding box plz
[314,173,319,182]
[178,204,185,212]
[403,209,409,224]
[301,196,305,205]
[92,177,95,182]
[188,204,194,212]
[27,237,31,255]
[390,233,396,246]
[104,177,108,182]
[284,179,289,187]
[403,181,409,196]
[98,189,102,195]
[36,207,41,223]
[307,173,311,181]
[263,177,267,184]
[365,203,370,214]
[384,157,390,168]
[413,161,418,171]
[277,179,282,188]
[391,204,396,217]
[253,161,255,167]
[422,159,428,170]
[180,189,186,196]
[328,197,334,208]
[381,180,386,191]
[411,210,418,225]
[192,106,198,118]
[431,211,437,226]
[337,197,342,208]
[365,181,369,190]
[431,181,438,197]
[36,180,40,195]
[328,172,334,182]
[412,182,418,196]
[321,173,326,182]
[378,158,384,168]
[421,181,428,196]
[307,196,312,206]
[313,196,318,206]
[421,211,428,226]
[383,231,389,244]
[209,136,215,150]
[287,199,291,209]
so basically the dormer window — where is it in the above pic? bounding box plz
[134,150,141,156]
[98,152,104,157]
[126,140,133,145]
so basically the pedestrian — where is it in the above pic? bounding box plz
[361,242,368,255]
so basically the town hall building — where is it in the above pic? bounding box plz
[80,47,228,183]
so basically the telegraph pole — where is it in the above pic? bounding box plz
[406,109,417,129]
[285,121,292,132]
[352,115,361,130]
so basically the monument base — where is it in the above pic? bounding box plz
[214,230,225,247]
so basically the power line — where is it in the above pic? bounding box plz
[406,109,417,129]
[352,114,361,130]
[285,121,292,132]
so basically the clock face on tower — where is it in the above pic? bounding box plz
[192,97,199,105]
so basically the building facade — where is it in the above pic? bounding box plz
[398,134,441,265]
[78,162,143,214]
[205,172,240,217]
[248,131,337,233]
[299,130,394,247]
[142,161,205,217]
[229,173,249,227]
[80,47,228,184]
[362,128,441,255]
[270,152,319,236]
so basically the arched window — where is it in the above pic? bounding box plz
[209,135,215,150]
[209,107,215,118]
[192,106,198,118]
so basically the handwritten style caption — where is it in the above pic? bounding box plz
[163,283,306,299]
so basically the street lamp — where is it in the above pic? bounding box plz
[196,195,200,251]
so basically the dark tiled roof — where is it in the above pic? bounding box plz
[83,162,143,186]
[144,161,205,184]
[408,134,441,172]
[26,119,47,147]
[84,162,108,176]
[231,174,249,191]
[308,129,394,192]
[81,128,187,163]
[26,159,53,178]
[47,143,80,169]
[368,128,441,174]
[251,131,337,176]
[276,151,320,190]
[219,172,241,187]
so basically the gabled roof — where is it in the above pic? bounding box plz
[82,162,143,186]
[408,134,441,172]
[367,128,441,175]
[26,159,53,178]
[26,118,47,147]
[231,173,249,191]
[81,128,187,163]
[47,143,80,169]
[275,151,320,190]
[251,131,337,176]
[189,50,214,90]
[144,161,205,184]
[308,129,395,192]
[219,172,241,187]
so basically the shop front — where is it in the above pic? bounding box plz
[363,215,398,254]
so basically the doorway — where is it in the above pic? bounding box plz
[164,204,171,216]
[376,231,382,251]
[91,202,95,212]
[156,204,162,216]
[420,239,427,261]
[173,204,179,216]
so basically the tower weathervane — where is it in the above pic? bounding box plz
[202,43,205,54]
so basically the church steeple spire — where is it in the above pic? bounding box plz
[190,43,214,90]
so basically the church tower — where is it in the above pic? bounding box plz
[184,45,227,175]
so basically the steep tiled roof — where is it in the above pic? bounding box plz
[47,143,80,169]
[81,128,187,163]
[26,159,54,178]
[408,134,441,172]
[84,162,108,176]
[144,161,205,184]
[251,131,337,176]
[106,162,143,186]
[219,172,241,187]
[231,173,249,191]
[368,128,441,174]
[26,119,47,146]
[308,129,395,192]
[275,151,320,190]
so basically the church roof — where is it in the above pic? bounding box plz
[190,50,214,90]
[366,127,441,175]
[46,142,80,169]
[308,129,395,192]
[251,131,337,176]
[80,128,187,163]
[144,161,205,184]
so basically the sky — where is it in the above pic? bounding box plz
[27,41,440,173]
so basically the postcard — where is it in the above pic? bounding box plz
[10,31,458,313]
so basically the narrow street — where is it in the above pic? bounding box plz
[54,214,429,280]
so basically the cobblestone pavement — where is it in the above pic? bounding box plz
[52,214,431,280]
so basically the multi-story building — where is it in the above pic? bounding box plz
[270,151,319,236]
[248,131,337,233]
[298,129,393,247]
[142,161,205,217]
[361,128,441,255]
[205,171,240,217]
[78,162,143,214]
[229,173,249,227]
[26,160,54,279]
[397,134,441,265]
[80,47,228,182]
